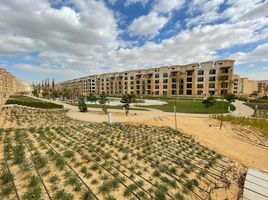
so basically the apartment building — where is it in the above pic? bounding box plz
[0,68,29,108]
[258,80,268,97]
[233,75,259,96]
[57,60,235,97]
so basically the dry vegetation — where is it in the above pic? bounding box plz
[0,107,246,200]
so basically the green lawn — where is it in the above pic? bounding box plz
[69,103,148,111]
[6,95,63,109]
[137,100,235,114]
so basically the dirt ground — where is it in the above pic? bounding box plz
[134,116,268,173]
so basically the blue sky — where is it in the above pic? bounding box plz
[0,0,268,84]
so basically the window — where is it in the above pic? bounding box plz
[124,77,128,80]
[172,78,177,83]
[187,78,192,82]
[155,91,159,95]
[197,84,203,88]
[130,76,134,80]
[209,69,216,74]
[221,82,228,88]
[155,85,159,89]
[221,68,229,74]
[155,74,159,78]
[209,83,215,88]
[187,90,192,95]
[136,81,140,84]
[209,76,216,81]
[198,70,204,75]
[163,73,168,77]
[186,70,193,76]
[187,83,192,89]
[155,80,159,84]
[163,85,168,89]
[172,84,176,89]
[197,90,203,95]
[147,80,151,84]
[163,79,168,83]
[197,77,204,82]
[163,91,168,96]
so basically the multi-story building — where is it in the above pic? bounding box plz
[233,75,259,96]
[0,68,29,108]
[56,60,235,97]
[258,80,268,97]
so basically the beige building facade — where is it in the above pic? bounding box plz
[0,68,29,108]
[233,75,259,96]
[57,60,235,97]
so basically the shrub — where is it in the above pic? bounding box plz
[54,189,74,200]
[81,190,94,200]
[22,185,43,200]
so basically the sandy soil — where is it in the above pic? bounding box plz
[135,116,268,172]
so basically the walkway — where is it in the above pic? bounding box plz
[231,100,255,117]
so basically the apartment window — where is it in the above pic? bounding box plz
[187,78,192,82]
[136,80,140,84]
[186,70,193,76]
[155,80,159,84]
[163,85,168,89]
[172,78,177,83]
[163,73,168,78]
[155,74,159,78]
[124,77,128,80]
[163,79,168,83]
[172,84,176,89]
[221,82,228,88]
[197,90,203,95]
[187,83,192,89]
[197,77,204,82]
[198,70,204,75]
[155,85,159,89]
[187,90,192,95]
[163,91,168,96]
[130,81,134,85]
[209,76,216,81]
[147,90,151,95]
[209,91,215,95]
[197,84,203,89]
[209,69,216,75]
[209,83,215,88]
[221,68,229,74]
[130,86,134,90]
[155,91,159,95]
[130,76,134,80]
[147,85,151,89]
[147,80,151,84]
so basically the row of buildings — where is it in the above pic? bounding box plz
[0,68,30,108]
[56,60,237,97]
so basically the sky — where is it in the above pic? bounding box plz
[0,0,268,84]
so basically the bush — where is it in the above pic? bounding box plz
[54,189,74,200]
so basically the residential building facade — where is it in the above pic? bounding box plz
[233,75,259,96]
[0,68,29,108]
[56,60,235,97]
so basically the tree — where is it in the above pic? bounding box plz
[78,95,87,112]
[52,90,60,100]
[98,92,108,114]
[224,93,235,105]
[120,94,136,116]
[86,93,97,104]
[202,96,216,109]
[62,89,71,101]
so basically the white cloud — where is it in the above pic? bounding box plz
[124,0,150,7]
[153,0,185,13]
[231,43,268,63]
[128,12,169,36]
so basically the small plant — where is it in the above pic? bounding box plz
[54,189,74,200]
[81,190,94,200]
[22,185,43,200]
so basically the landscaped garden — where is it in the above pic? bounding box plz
[5,95,63,109]
[0,106,245,200]
[137,100,235,114]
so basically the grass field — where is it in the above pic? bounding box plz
[5,95,63,109]
[0,107,243,200]
[137,100,235,114]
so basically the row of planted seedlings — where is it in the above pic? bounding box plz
[50,123,201,200]
[1,127,50,200]
[40,125,163,200]
[2,107,69,129]
[67,123,236,200]
[24,127,101,200]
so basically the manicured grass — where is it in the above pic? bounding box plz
[137,100,235,114]
[69,103,148,111]
[6,95,63,109]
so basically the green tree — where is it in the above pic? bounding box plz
[62,89,71,101]
[52,90,60,100]
[202,96,216,108]
[224,93,235,105]
[120,94,136,116]
[78,95,87,112]
[99,92,108,114]
[86,93,97,104]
